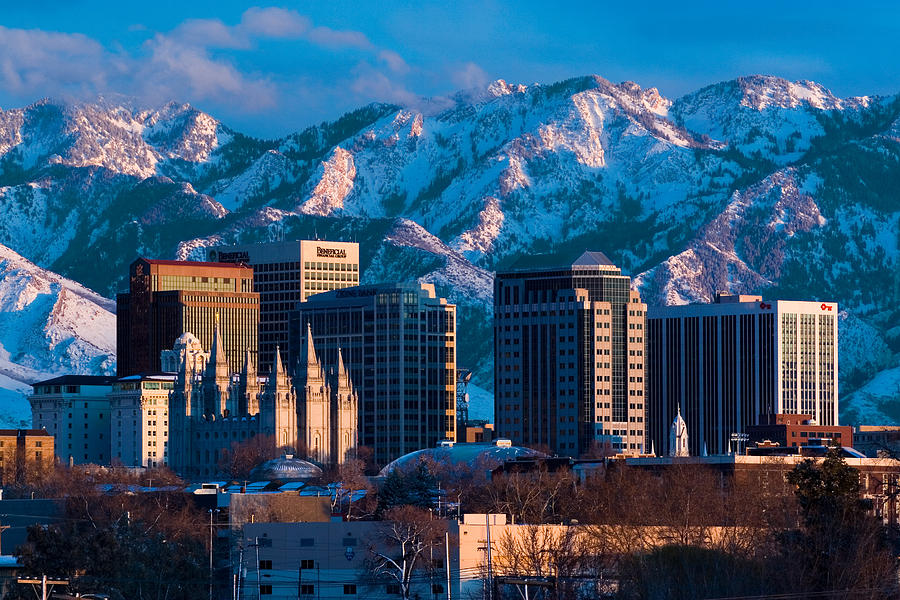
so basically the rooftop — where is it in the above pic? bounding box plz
[502,250,620,274]
[32,375,117,388]
[137,258,253,269]
[379,440,548,476]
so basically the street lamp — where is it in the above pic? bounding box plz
[209,508,221,600]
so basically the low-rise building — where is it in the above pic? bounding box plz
[747,413,853,449]
[626,454,900,526]
[237,514,590,600]
[29,375,115,465]
[0,430,54,485]
[853,426,900,458]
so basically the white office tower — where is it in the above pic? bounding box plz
[648,294,838,456]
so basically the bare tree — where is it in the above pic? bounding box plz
[364,506,447,600]
[494,524,603,600]
[217,433,282,479]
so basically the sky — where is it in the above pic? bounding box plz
[1,1,899,137]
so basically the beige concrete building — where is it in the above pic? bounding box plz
[0,429,54,485]
[108,373,176,468]
[236,514,590,600]
[29,376,116,465]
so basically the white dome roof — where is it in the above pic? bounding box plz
[174,332,202,350]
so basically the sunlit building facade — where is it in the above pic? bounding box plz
[116,258,259,376]
[494,251,648,456]
[647,294,839,456]
[209,240,360,373]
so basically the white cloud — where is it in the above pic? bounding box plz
[452,61,491,90]
[0,8,429,127]
[240,7,310,38]
[378,49,410,75]
[0,26,111,97]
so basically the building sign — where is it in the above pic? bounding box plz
[316,247,347,259]
[210,250,250,263]
[336,288,377,299]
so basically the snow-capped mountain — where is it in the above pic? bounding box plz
[0,73,898,425]
[0,244,115,427]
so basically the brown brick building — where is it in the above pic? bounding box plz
[747,413,853,449]
[0,430,54,485]
[116,258,260,376]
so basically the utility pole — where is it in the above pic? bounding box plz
[209,508,220,600]
[0,518,10,555]
[18,575,68,600]
[445,531,451,600]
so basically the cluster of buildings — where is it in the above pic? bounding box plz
[18,238,880,482]
[492,249,846,461]
[28,240,457,478]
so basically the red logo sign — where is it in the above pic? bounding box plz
[759,302,771,310]
[820,303,832,311]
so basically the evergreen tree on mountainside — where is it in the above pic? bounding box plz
[377,460,437,515]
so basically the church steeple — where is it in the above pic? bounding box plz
[669,404,689,457]
[267,345,287,392]
[298,323,325,384]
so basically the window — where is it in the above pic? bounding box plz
[300,559,315,570]
[386,584,401,595]
[259,560,272,570]
[343,584,357,595]
[300,584,314,595]
[259,585,272,595]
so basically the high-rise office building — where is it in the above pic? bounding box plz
[209,240,360,373]
[116,258,259,376]
[290,283,456,465]
[494,251,647,456]
[647,294,839,456]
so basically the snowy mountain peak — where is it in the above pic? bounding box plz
[0,98,231,178]
[735,74,867,111]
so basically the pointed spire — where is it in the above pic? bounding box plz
[207,315,228,375]
[266,345,288,393]
[337,347,347,381]
[304,323,318,368]
[242,347,255,377]
[273,345,285,377]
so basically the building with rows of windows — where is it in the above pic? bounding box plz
[493,251,648,457]
[29,375,116,465]
[116,258,259,377]
[647,294,839,456]
[209,240,360,374]
[290,282,457,466]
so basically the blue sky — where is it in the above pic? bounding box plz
[1,1,898,137]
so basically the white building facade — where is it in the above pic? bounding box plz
[108,373,176,468]
[29,375,116,465]
[648,294,839,456]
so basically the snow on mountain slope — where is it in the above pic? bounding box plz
[635,167,826,305]
[0,73,898,425]
[0,244,115,426]
[670,75,872,163]
[0,99,237,179]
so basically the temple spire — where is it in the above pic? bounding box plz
[206,312,229,379]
